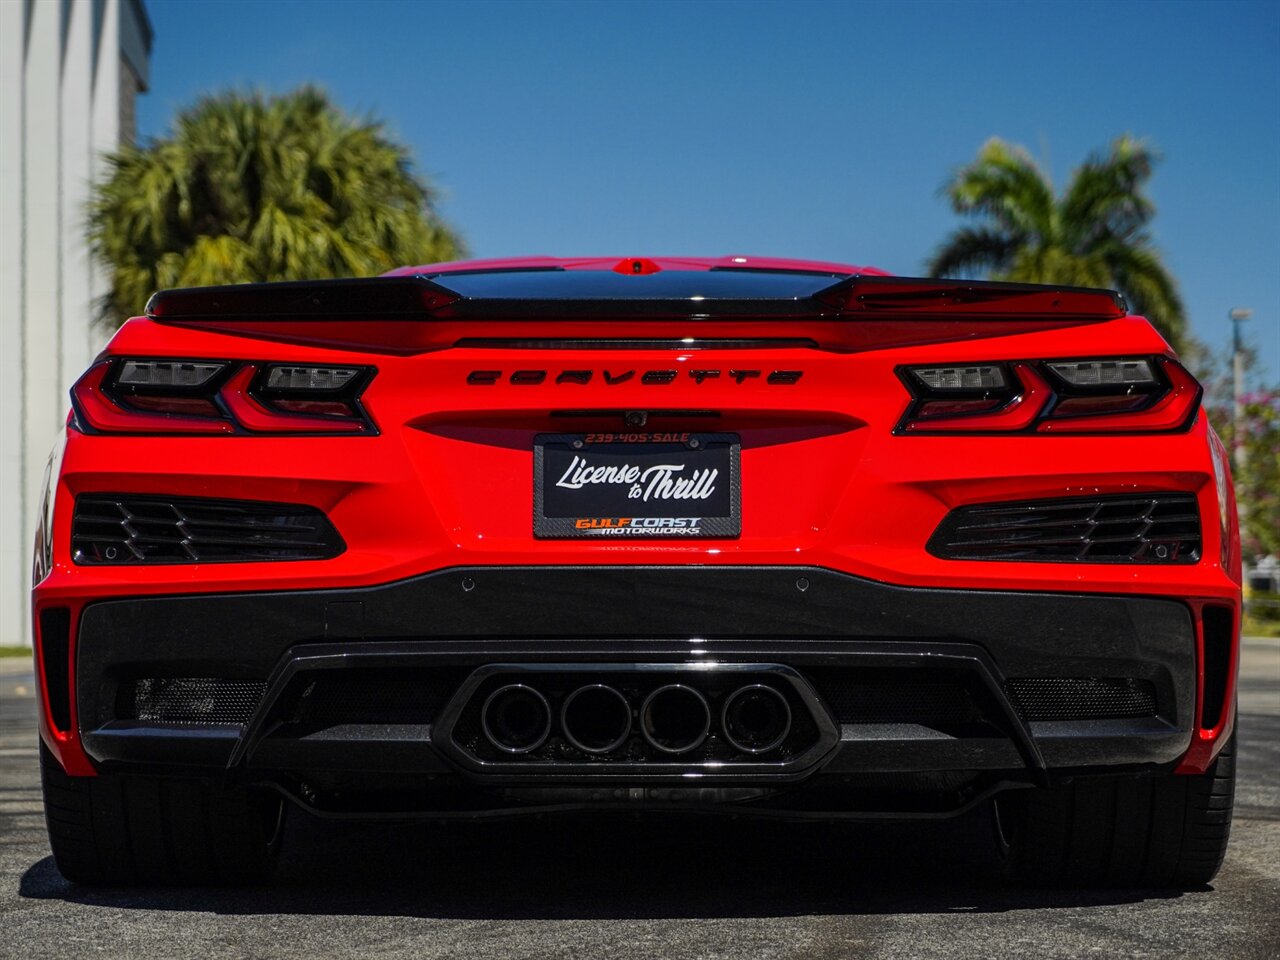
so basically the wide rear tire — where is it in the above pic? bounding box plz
[999,733,1236,887]
[40,741,283,886]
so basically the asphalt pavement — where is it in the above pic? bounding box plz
[1,641,1277,960]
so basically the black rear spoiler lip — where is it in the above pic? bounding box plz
[145,273,1127,323]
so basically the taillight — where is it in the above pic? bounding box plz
[1036,358,1200,433]
[70,358,377,435]
[897,356,1200,434]
[221,365,369,433]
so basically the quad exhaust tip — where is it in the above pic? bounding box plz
[479,677,796,760]
[481,684,552,754]
[640,684,712,755]
[561,684,632,754]
[721,684,792,754]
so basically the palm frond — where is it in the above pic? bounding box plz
[926,227,1022,278]
[1061,134,1157,248]
[1101,240,1187,350]
[944,138,1057,239]
[89,87,465,327]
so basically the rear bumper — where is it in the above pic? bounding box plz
[55,566,1237,813]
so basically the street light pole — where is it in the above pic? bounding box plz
[1229,308,1253,470]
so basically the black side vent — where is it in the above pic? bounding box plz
[38,608,72,733]
[928,493,1200,563]
[118,678,268,725]
[72,495,345,564]
[1005,677,1158,722]
[1200,606,1234,730]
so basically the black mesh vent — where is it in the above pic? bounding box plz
[1005,677,1157,722]
[928,493,1200,563]
[72,495,345,564]
[119,678,268,725]
[803,667,994,728]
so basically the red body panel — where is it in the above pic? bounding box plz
[32,257,1242,778]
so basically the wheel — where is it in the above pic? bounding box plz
[40,741,283,885]
[997,732,1236,887]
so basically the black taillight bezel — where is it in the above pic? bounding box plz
[72,357,380,436]
[102,357,234,419]
[247,364,379,425]
[1038,356,1168,419]
[894,360,1022,431]
[895,355,1200,435]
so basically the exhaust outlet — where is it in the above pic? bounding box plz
[481,684,552,754]
[640,684,711,755]
[561,684,632,754]
[721,684,792,754]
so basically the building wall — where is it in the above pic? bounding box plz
[0,0,152,646]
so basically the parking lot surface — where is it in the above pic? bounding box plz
[1,640,1277,959]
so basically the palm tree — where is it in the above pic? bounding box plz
[927,136,1186,350]
[89,87,464,326]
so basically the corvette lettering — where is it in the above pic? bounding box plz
[467,369,803,385]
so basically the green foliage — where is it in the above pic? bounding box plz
[1236,391,1280,559]
[90,87,464,326]
[1205,387,1280,560]
[928,136,1186,351]
[1246,594,1280,629]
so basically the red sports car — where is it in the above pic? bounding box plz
[32,256,1240,886]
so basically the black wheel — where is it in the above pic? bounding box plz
[997,732,1236,888]
[40,741,283,885]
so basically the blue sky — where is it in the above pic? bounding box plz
[137,0,1279,379]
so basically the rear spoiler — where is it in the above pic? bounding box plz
[142,271,1128,355]
[146,270,1127,323]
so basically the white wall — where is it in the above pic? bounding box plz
[0,0,151,646]
[0,1,25,645]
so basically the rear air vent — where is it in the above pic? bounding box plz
[1200,606,1234,730]
[72,495,345,564]
[928,493,1200,563]
[38,608,72,733]
[1005,677,1158,721]
[118,678,268,725]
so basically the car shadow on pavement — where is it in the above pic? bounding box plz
[18,808,1188,919]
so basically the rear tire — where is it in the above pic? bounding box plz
[40,741,283,886]
[999,732,1236,887]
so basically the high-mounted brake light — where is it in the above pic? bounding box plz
[70,358,377,436]
[828,276,1127,319]
[897,356,1200,434]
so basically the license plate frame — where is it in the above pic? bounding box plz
[533,432,741,539]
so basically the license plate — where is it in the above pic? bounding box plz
[534,432,740,539]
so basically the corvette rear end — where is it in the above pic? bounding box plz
[32,256,1241,886]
